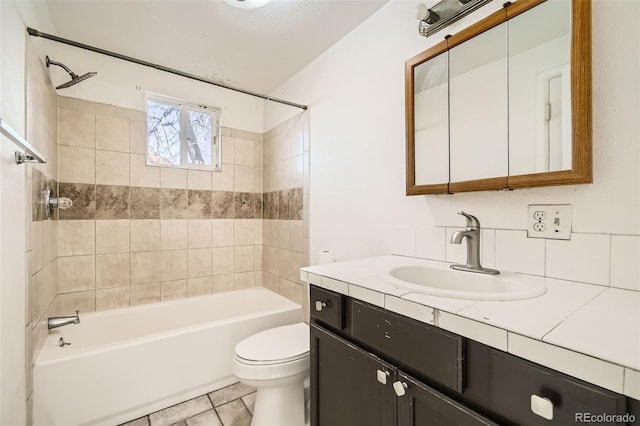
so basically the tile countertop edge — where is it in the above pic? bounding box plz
[302,260,640,400]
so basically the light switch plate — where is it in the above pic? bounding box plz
[527,204,571,240]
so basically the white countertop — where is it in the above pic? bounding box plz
[301,255,640,400]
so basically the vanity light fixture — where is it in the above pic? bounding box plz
[223,0,272,9]
[415,0,492,38]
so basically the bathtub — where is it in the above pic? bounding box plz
[33,287,303,426]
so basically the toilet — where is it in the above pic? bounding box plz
[232,322,310,426]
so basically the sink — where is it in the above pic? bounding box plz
[382,265,545,301]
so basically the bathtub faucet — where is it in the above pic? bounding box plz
[48,310,80,330]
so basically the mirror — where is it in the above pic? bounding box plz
[414,50,449,187]
[508,0,572,176]
[450,22,508,189]
[405,0,592,195]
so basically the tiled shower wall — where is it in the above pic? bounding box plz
[54,97,310,315]
[54,97,266,313]
[26,42,59,407]
[262,112,310,307]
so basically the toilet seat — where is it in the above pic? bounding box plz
[235,322,309,365]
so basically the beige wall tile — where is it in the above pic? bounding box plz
[130,121,146,154]
[212,166,234,191]
[212,274,234,293]
[291,283,305,306]
[289,220,304,253]
[130,251,161,284]
[278,278,292,299]
[161,249,188,281]
[234,246,254,273]
[96,115,129,152]
[188,170,212,191]
[263,220,278,247]
[58,146,95,184]
[253,167,263,194]
[161,167,187,189]
[55,291,96,315]
[161,220,188,250]
[59,109,95,148]
[130,219,161,252]
[188,248,212,278]
[234,138,254,166]
[188,219,212,248]
[130,154,160,187]
[254,139,263,167]
[116,107,146,122]
[290,252,304,284]
[59,96,116,116]
[130,283,160,306]
[188,276,212,297]
[212,247,234,275]
[96,287,130,311]
[255,270,264,287]
[96,150,129,186]
[290,155,304,188]
[235,272,254,289]
[277,248,290,279]
[278,221,290,250]
[234,165,253,193]
[96,253,129,288]
[96,220,129,254]
[275,160,290,191]
[161,280,188,301]
[263,272,278,292]
[303,152,310,194]
[221,136,235,164]
[59,255,95,293]
[58,220,95,256]
[254,220,263,245]
[255,245,263,271]
[212,219,234,247]
[234,219,254,246]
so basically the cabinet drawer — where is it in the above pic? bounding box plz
[309,286,344,331]
[490,350,627,425]
[350,299,464,393]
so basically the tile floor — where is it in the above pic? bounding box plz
[120,382,256,426]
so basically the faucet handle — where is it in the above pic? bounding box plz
[458,211,480,228]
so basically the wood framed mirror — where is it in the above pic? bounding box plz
[405,0,591,195]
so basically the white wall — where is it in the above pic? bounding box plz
[50,43,265,133]
[266,0,640,265]
[1,2,58,423]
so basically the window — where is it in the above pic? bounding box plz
[146,95,221,171]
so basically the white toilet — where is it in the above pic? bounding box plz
[232,322,310,426]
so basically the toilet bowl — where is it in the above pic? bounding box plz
[232,322,310,426]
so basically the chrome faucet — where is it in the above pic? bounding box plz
[450,211,500,275]
[48,310,80,330]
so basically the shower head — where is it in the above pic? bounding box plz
[45,56,97,89]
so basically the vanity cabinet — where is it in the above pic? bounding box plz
[309,285,636,426]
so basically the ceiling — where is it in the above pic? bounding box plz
[45,0,389,94]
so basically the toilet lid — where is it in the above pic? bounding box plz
[235,322,309,365]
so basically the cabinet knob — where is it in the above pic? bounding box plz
[315,301,330,312]
[376,369,390,385]
[530,394,554,420]
[392,381,408,397]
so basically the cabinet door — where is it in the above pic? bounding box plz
[396,372,498,426]
[310,323,396,426]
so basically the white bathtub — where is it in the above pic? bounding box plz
[33,287,303,426]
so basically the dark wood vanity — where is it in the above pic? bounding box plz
[309,285,639,426]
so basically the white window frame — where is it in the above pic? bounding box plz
[145,93,222,172]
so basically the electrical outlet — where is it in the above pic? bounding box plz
[527,204,571,240]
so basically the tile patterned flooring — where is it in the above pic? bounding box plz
[120,382,256,426]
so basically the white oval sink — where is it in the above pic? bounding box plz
[383,265,545,301]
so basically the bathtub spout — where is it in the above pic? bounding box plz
[48,310,80,330]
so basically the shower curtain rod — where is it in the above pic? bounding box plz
[27,27,308,111]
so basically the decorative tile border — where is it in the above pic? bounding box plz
[57,183,301,221]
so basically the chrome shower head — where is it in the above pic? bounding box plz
[45,56,97,89]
